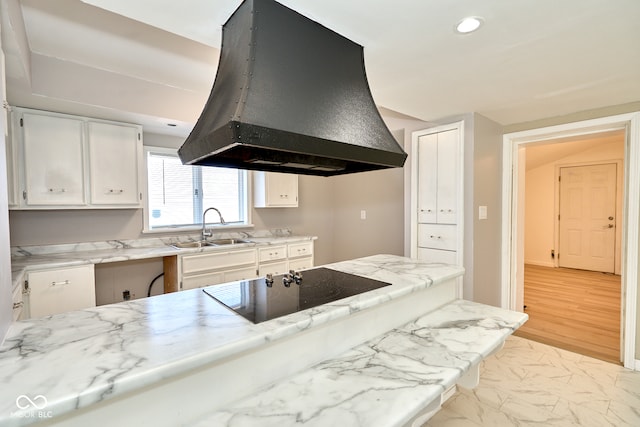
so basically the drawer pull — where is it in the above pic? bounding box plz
[51,280,70,286]
[429,235,442,240]
[48,188,66,193]
[107,189,125,194]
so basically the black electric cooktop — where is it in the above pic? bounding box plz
[202,267,391,324]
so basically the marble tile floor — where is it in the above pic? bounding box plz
[425,336,640,427]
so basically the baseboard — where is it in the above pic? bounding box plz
[524,260,555,268]
[635,359,640,371]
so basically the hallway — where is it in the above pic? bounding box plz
[514,264,621,364]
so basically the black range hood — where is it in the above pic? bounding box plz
[178,0,407,176]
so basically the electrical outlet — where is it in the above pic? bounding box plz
[122,290,131,301]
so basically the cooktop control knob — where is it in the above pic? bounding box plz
[292,270,303,285]
[265,273,274,287]
[283,273,293,287]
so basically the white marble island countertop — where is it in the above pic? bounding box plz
[0,255,464,427]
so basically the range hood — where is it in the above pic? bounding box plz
[178,0,407,176]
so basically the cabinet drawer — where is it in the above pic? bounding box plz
[27,265,96,318]
[258,245,287,262]
[182,249,256,275]
[224,266,259,283]
[288,242,313,259]
[182,271,225,290]
[259,261,288,276]
[417,248,457,265]
[418,224,457,251]
[288,257,313,271]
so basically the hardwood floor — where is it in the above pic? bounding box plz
[514,264,622,364]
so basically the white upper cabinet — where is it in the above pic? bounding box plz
[254,171,298,207]
[417,128,459,225]
[10,107,143,209]
[22,113,86,206]
[88,121,141,206]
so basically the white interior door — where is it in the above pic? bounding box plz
[558,163,617,272]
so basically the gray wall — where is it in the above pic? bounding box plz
[331,130,405,261]
[470,114,504,306]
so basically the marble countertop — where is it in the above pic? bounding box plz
[10,230,316,292]
[0,254,464,427]
[197,299,528,426]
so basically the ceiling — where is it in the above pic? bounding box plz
[524,129,625,171]
[1,0,639,137]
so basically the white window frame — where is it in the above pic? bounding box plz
[142,146,252,233]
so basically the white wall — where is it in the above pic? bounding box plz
[524,139,625,268]
[0,40,12,343]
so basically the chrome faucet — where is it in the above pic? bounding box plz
[202,207,226,240]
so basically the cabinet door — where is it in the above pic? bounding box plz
[224,266,259,283]
[88,122,141,205]
[22,113,85,206]
[254,172,298,207]
[182,271,225,290]
[435,129,458,224]
[288,257,313,271]
[417,247,457,265]
[417,133,438,223]
[27,265,95,318]
[259,260,288,276]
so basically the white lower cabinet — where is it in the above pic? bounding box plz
[25,265,96,319]
[180,249,258,291]
[257,245,287,276]
[258,261,288,276]
[417,248,457,265]
[417,224,457,251]
[287,241,314,271]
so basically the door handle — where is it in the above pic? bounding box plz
[604,224,614,229]
[608,216,614,220]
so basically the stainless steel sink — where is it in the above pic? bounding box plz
[169,238,252,249]
[170,241,216,249]
[208,238,253,245]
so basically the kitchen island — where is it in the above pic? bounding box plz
[0,254,525,427]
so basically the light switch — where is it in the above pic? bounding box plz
[360,210,366,220]
[479,205,488,220]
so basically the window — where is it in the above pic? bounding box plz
[144,147,249,231]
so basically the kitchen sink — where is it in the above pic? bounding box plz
[208,238,253,245]
[170,239,252,249]
[170,241,216,249]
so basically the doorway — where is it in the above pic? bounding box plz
[501,112,640,370]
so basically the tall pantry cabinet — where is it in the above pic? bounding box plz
[411,121,464,266]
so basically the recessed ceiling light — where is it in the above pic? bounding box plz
[455,16,484,34]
